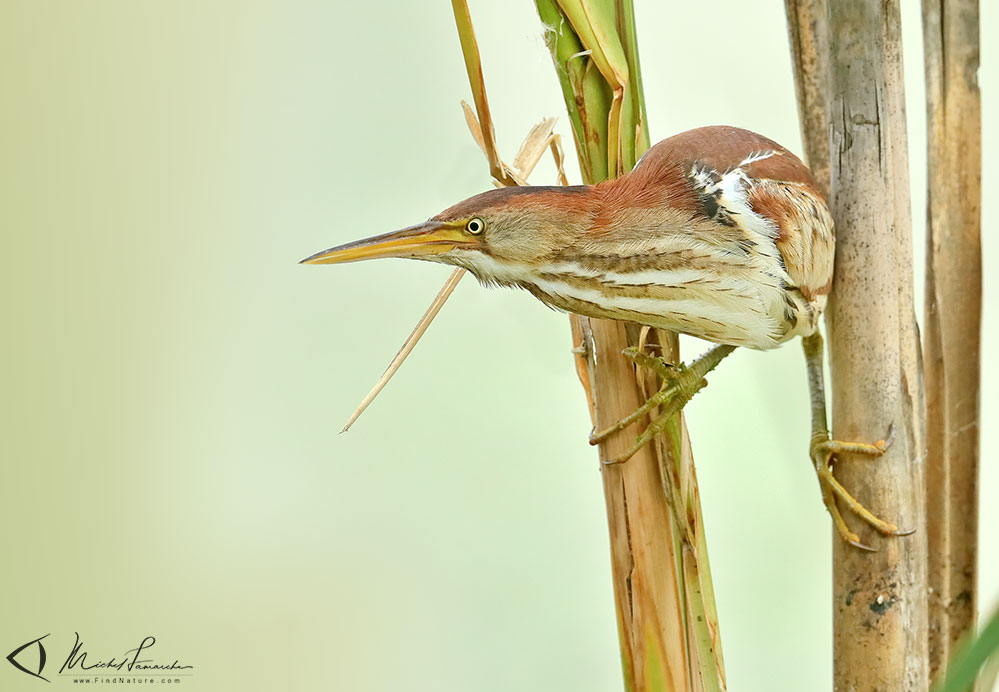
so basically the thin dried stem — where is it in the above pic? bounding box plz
[783,0,830,198]
[450,0,517,186]
[341,268,465,432]
[922,0,981,679]
[549,135,570,186]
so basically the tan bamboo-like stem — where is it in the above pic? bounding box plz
[826,2,928,689]
[538,2,725,690]
[922,0,981,680]
[573,320,694,692]
[448,5,722,686]
[783,0,830,199]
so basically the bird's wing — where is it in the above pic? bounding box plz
[631,125,818,192]
[745,180,834,302]
[623,125,834,300]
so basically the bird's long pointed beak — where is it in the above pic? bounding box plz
[300,221,475,265]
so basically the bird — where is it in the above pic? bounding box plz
[302,125,908,550]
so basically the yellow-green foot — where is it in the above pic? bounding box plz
[810,425,914,550]
[589,344,735,465]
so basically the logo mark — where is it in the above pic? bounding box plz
[7,633,50,682]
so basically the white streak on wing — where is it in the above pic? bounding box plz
[716,171,794,294]
[449,247,789,348]
[579,232,755,264]
[689,167,716,192]
[460,253,710,291]
[604,267,708,286]
[738,150,776,167]
[544,261,709,287]
[528,275,780,346]
[718,170,778,240]
[552,258,785,313]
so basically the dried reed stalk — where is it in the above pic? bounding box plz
[341,268,465,432]
[783,0,830,197]
[536,2,724,690]
[922,0,982,680]
[450,5,722,689]
[825,2,928,689]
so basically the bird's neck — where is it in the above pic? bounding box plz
[456,183,709,288]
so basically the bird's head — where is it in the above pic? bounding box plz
[301,185,594,286]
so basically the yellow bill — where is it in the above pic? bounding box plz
[300,221,477,265]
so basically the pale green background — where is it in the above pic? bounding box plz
[1,2,995,691]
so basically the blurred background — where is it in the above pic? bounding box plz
[1,1,994,690]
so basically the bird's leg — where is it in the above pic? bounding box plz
[802,332,912,550]
[591,343,736,464]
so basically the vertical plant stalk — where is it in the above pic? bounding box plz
[451,0,519,187]
[783,0,830,198]
[922,0,981,680]
[537,2,725,691]
[826,2,928,690]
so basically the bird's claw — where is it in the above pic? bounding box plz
[601,452,633,466]
[810,424,914,549]
[620,347,679,380]
[813,423,896,463]
[846,535,879,552]
[841,521,915,552]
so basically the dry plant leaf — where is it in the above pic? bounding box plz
[462,101,528,186]
[460,100,488,156]
[549,134,570,186]
[513,117,557,178]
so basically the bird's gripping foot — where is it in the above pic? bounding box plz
[810,425,914,550]
[589,343,736,465]
[801,332,913,550]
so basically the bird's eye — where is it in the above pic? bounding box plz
[465,217,485,235]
